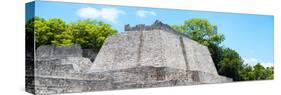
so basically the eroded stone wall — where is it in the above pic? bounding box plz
[90,31,142,72]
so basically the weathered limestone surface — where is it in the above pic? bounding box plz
[182,37,218,75]
[91,20,220,74]
[31,66,230,94]
[28,20,232,95]
[36,44,82,59]
[91,31,142,72]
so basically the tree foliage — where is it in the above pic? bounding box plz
[26,17,117,52]
[240,63,274,80]
[172,18,224,46]
[218,48,243,81]
[70,20,117,52]
[36,17,67,46]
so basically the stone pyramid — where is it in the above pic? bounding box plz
[30,20,232,94]
[90,20,231,83]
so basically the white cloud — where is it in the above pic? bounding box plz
[77,7,125,23]
[136,10,156,18]
[243,57,273,67]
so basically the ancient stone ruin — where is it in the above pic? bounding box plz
[26,20,232,95]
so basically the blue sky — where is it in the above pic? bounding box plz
[29,1,274,67]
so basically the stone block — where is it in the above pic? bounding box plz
[36,44,82,59]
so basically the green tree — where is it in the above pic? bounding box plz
[69,19,117,52]
[252,63,274,80]
[51,26,74,46]
[239,63,274,81]
[253,63,266,80]
[172,18,224,46]
[266,66,274,79]
[29,17,48,47]
[26,17,117,52]
[240,64,255,80]
[26,17,67,47]
[45,18,67,44]
[218,48,244,81]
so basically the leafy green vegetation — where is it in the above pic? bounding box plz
[26,17,117,52]
[240,63,274,80]
[172,18,273,81]
[172,18,224,46]
[218,48,244,81]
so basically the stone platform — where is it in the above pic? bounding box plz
[28,66,231,94]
